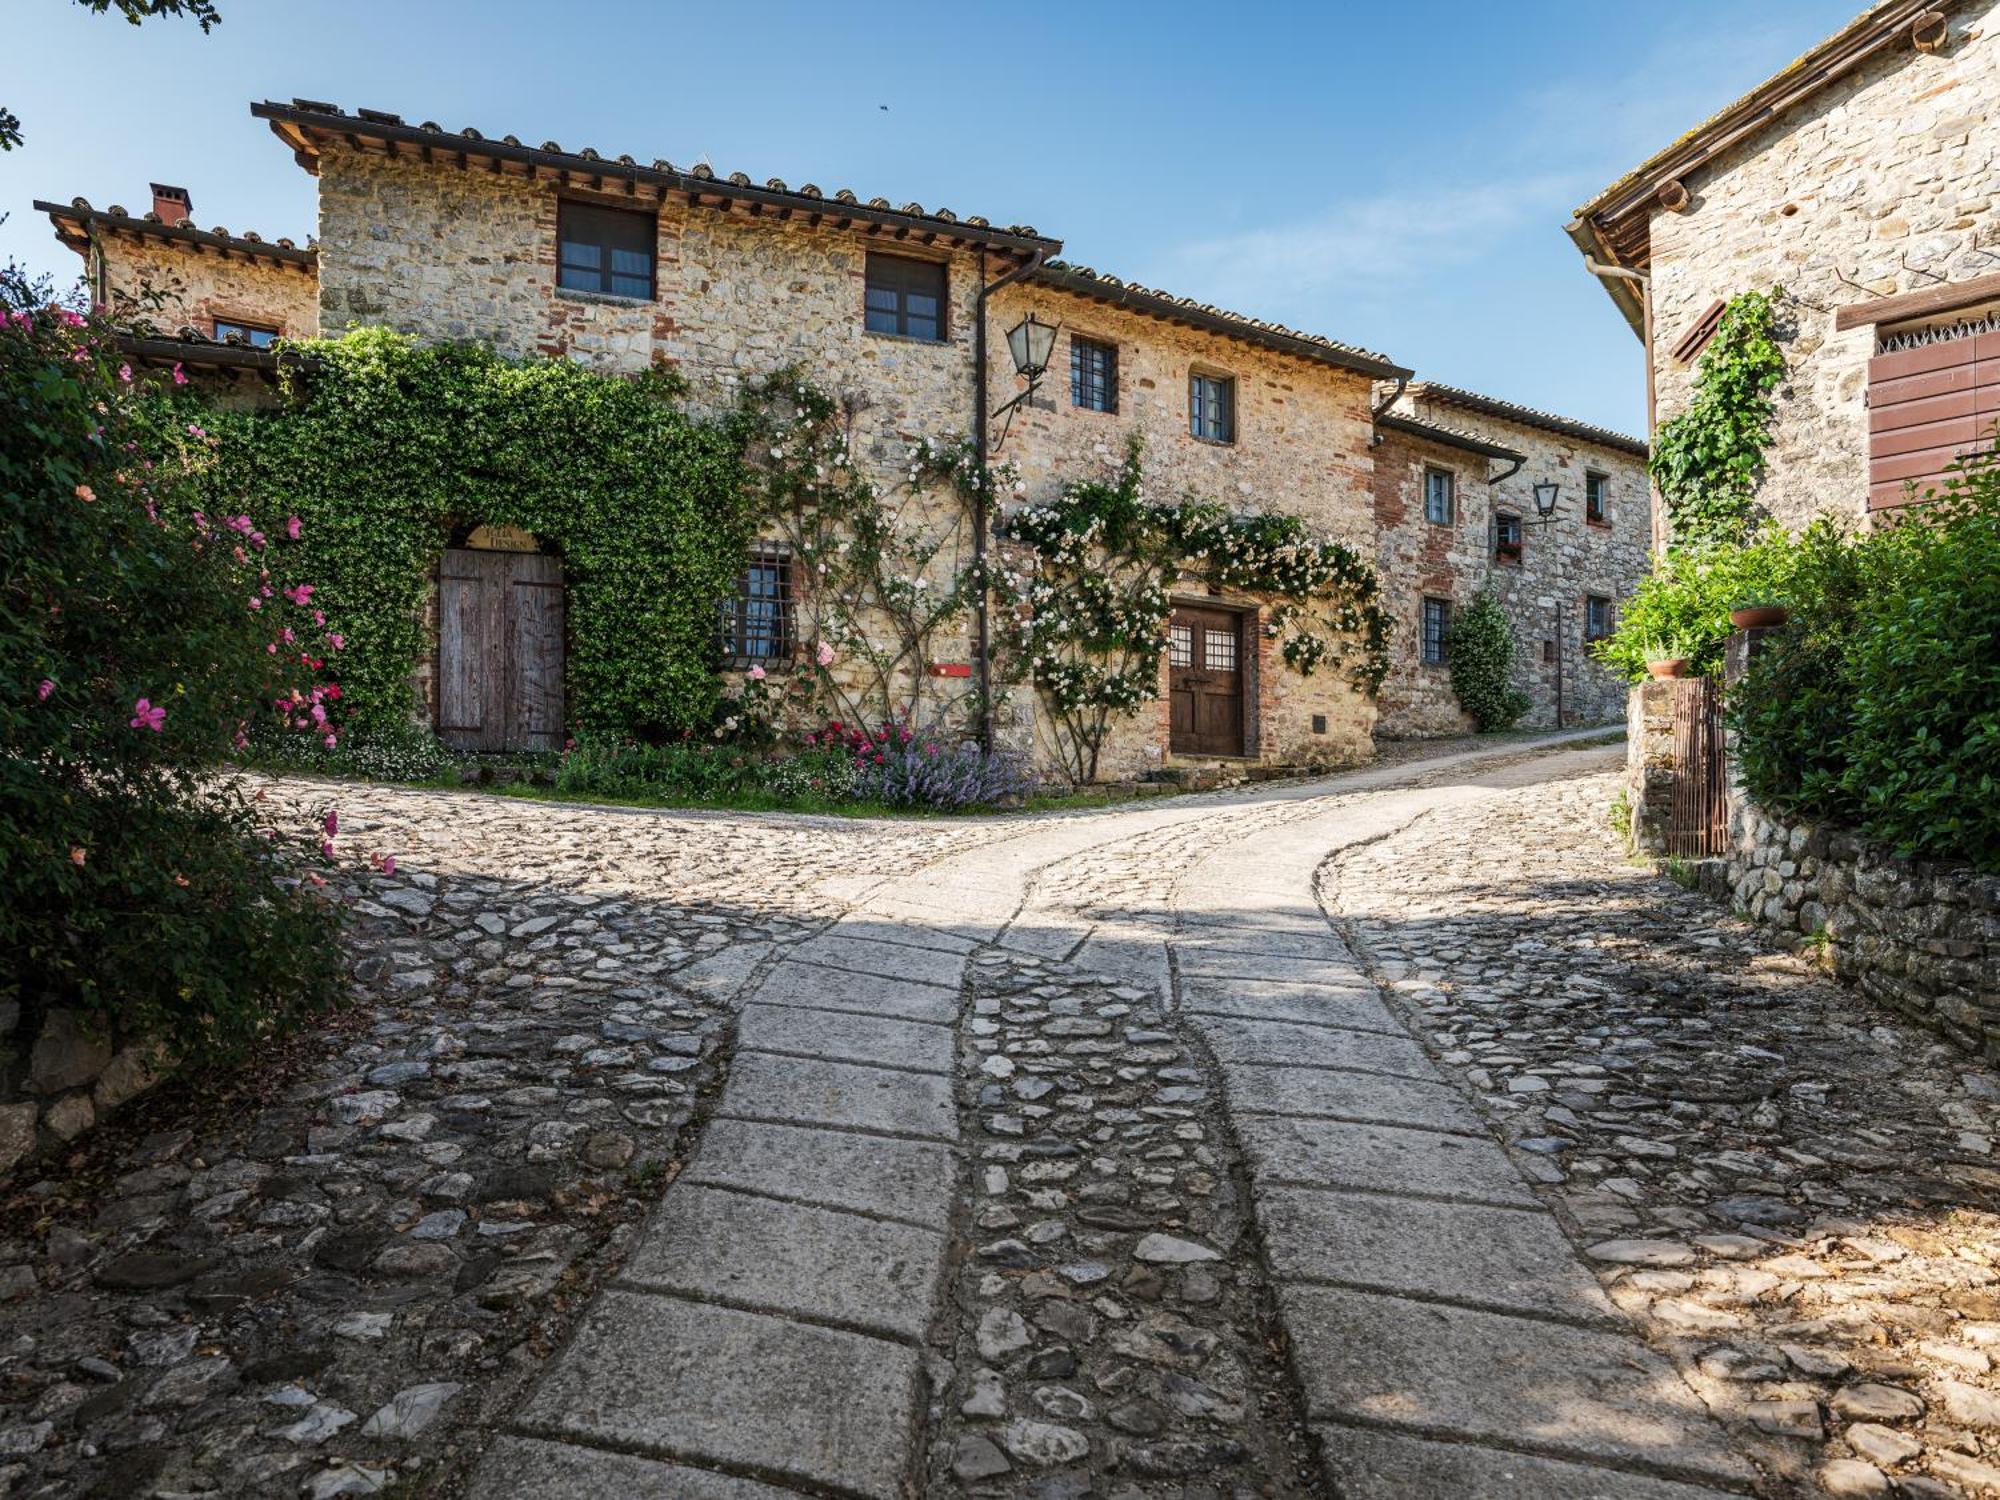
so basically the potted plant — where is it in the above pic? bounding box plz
[1729,592,1790,631]
[1643,631,1696,679]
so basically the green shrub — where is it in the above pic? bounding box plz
[1734,457,2000,870]
[249,716,456,784]
[1,266,344,1064]
[1592,525,1807,682]
[551,733,859,807]
[1445,590,1530,731]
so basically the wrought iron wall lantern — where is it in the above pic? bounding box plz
[990,312,1061,450]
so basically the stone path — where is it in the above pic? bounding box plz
[10,730,2000,1498]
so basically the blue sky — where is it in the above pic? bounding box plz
[1,0,1856,435]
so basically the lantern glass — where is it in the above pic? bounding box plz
[1007,313,1058,379]
[1532,479,1561,519]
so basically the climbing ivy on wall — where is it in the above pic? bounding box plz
[169,328,757,739]
[1649,288,1786,549]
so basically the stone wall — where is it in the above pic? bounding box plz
[98,235,317,341]
[0,1008,162,1179]
[1644,1,2000,532]
[1374,399,1647,736]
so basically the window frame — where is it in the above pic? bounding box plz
[863,252,949,343]
[1585,593,1615,643]
[212,316,281,348]
[720,548,796,666]
[1421,596,1452,666]
[1070,334,1118,414]
[1188,370,1236,444]
[1423,467,1457,527]
[1585,470,1611,526]
[556,197,658,302]
[1494,510,1523,563]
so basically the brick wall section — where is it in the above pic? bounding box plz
[1642,1,2000,531]
[97,235,317,341]
[1374,397,1648,735]
[986,283,1380,777]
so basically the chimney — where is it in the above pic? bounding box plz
[149,183,191,224]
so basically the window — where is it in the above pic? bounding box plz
[1071,335,1117,413]
[1494,511,1523,563]
[1189,372,1235,442]
[1586,471,1610,525]
[864,254,946,341]
[1585,594,1615,642]
[720,550,794,663]
[213,318,279,348]
[1167,622,1194,668]
[1423,467,1456,526]
[558,200,656,300]
[1421,597,1452,665]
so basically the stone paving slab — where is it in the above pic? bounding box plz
[1311,1426,1748,1500]
[1175,949,1363,984]
[622,1184,946,1342]
[848,897,1010,946]
[1179,976,1403,1032]
[1259,1185,1622,1325]
[737,1002,954,1075]
[1220,1061,1488,1134]
[682,1119,957,1229]
[518,1290,921,1500]
[721,1052,957,1140]
[1174,928,1356,962]
[997,919,1088,962]
[752,961,958,1024]
[1280,1286,1754,1485]
[1235,1114,1539,1207]
[785,932,967,987]
[470,1436,810,1499]
[825,912,981,954]
[1201,1016,1440,1079]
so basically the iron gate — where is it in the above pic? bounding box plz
[1668,677,1728,858]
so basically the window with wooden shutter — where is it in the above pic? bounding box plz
[1867,313,2000,512]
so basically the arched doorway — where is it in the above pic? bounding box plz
[437,525,565,753]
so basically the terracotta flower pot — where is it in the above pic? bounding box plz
[1646,658,1691,679]
[1730,605,1789,630]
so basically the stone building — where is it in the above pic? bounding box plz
[1568,0,2000,536]
[39,98,1650,775]
[1372,383,1647,734]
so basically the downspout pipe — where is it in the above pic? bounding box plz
[972,247,1047,750]
[1584,256,1661,553]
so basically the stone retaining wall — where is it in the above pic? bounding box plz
[0,1008,162,1178]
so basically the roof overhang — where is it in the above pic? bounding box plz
[1375,412,1525,464]
[252,99,1062,263]
[1408,381,1648,458]
[1565,0,1950,334]
[116,332,291,381]
[35,198,316,273]
[1028,262,1410,381]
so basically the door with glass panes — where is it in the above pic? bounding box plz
[1167,606,1246,756]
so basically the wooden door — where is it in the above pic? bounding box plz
[1168,606,1246,757]
[438,547,565,753]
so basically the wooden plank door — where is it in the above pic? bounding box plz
[438,547,564,753]
[1168,606,1246,757]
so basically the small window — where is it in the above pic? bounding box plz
[1167,622,1194,668]
[1421,597,1452,665]
[1542,639,1557,663]
[1423,468,1456,526]
[721,550,794,663]
[1071,335,1117,413]
[1494,511,1523,563]
[1586,471,1610,525]
[1204,627,1237,671]
[864,254,947,341]
[558,200,656,300]
[213,318,279,348]
[1189,372,1235,443]
[1585,594,1615,642]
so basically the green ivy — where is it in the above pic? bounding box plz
[1446,589,1530,731]
[166,328,757,739]
[1649,289,1786,548]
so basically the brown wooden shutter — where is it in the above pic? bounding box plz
[1867,327,2000,512]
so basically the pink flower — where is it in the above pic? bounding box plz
[129,697,166,733]
[747,664,766,681]
[117,363,132,383]
[36,679,53,701]
[73,484,95,502]
[286,515,302,540]
[323,732,337,749]
[285,583,314,606]
[320,839,334,859]
[372,851,396,875]
[188,423,207,438]
[816,641,835,667]
[227,514,253,534]
[323,808,338,838]
[247,596,262,611]
[326,633,345,651]
[69,846,86,867]
[171,362,188,386]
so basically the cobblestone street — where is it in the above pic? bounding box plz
[5,734,1999,1499]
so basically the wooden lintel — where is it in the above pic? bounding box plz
[1835,270,2000,330]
